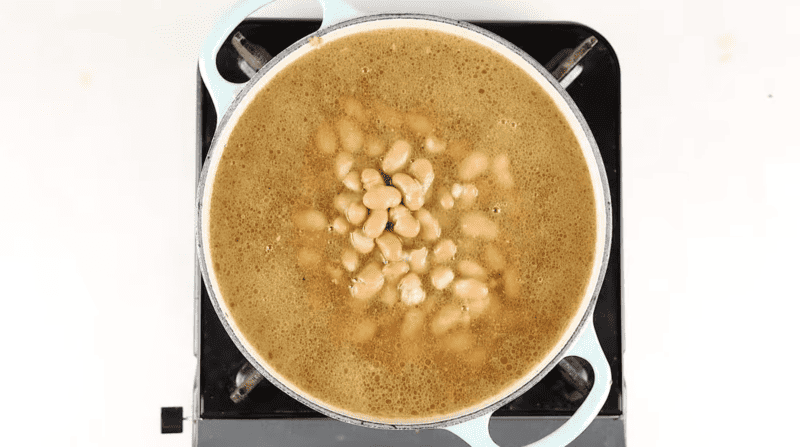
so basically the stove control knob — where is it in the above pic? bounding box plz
[160,407,183,434]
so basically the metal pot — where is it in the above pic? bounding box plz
[196,1,613,445]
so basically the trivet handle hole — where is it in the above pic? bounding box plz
[198,0,366,124]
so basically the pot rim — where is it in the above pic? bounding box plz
[195,12,613,430]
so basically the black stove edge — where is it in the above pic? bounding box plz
[195,416,624,447]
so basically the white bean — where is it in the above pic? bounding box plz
[293,209,327,231]
[394,214,420,238]
[365,135,385,157]
[356,262,384,284]
[350,262,384,301]
[458,151,489,181]
[392,173,425,211]
[406,113,433,136]
[399,273,426,305]
[341,248,359,272]
[345,202,368,225]
[453,278,489,301]
[430,304,468,336]
[363,208,388,239]
[341,96,366,122]
[416,208,441,241]
[389,205,411,221]
[375,233,403,262]
[315,122,337,154]
[401,309,425,338]
[457,260,487,279]
[350,229,375,254]
[492,153,514,188]
[382,261,410,282]
[334,152,354,180]
[332,216,349,235]
[492,153,510,171]
[337,117,364,153]
[409,159,435,193]
[363,186,402,210]
[496,170,514,189]
[424,135,447,154]
[460,184,479,207]
[467,292,491,317]
[484,244,506,271]
[451,183,463,199]
[460,212,498,239]
[382,139,412,174]
[361,168,384,191]
[439,190,455,209]
[432,239,457,263]
[342,171,361,192]
[408,247,429,274]
[389,205,420,237]
[334,192,360,214]
[430,266,455,290]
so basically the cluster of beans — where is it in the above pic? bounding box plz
[293,98,517,342]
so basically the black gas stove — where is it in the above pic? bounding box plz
[185,18,623,447]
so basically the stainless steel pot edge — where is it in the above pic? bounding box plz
[195,13,613,431]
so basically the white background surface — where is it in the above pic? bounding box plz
[0,0,798,445]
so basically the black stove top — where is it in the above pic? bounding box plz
[194,16,622,428]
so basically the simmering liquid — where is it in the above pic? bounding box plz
[208,27,596,422]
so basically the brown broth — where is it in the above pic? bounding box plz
[208,27,596,421]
